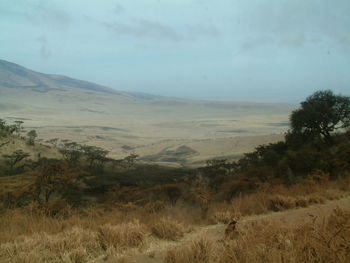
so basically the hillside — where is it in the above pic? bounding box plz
[0,59,123,95]
[1,89,350,263]
[0,59,294,166]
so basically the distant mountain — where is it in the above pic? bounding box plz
[0,59,124,95]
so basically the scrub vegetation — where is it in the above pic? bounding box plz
[0,90,350,262]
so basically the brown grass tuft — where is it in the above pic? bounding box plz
[98,220,147,250]
[151,217,186,240]
[166,237,214,263]
[209,210,234,224]
[0,227,100,263]
[267,195,295,211]
[166,208,350,263]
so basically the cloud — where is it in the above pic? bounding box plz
[99,18,220,42]
[186,25,220,39]
[101,19,183,41]
[239,0,350,50]
[36,35,51,58]
[241,36,275,51]
[114,3,124,14]
[26,2,71,30]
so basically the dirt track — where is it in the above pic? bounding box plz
[97,196,350,263]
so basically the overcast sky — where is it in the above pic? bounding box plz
[1,0,349,103]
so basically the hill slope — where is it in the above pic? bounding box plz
[0,59,294,166]
[0,59,123,95]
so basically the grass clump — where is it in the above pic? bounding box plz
[98,220,147,250]
[151,217,186,240]
[166,208,350,263]
[267,195,295,211]
[0,227,100,263]
[166,237,214,263]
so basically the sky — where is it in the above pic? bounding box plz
[1,0,349,103]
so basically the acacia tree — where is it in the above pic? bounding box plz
[26,130,38,145]
[59,140,82,166]
[0,119,8,137]
[13,121,24,137]
[3,150,30,170]
[0,119,17,137]
[30,161,79,203]
[123,154,138,168]
[81,145,109,168]
[290,90,350,144]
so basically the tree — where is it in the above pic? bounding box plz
[30,161,79,203]
[0,119,7,137]
[26,130,38,145]
[290,90,350,144]
[0,119,16,137]
[81,145,109,168]
[13,121,24,137]
[59,140,82,166]
[124,154,138,168]
[3,150,30,170]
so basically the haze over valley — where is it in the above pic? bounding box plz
[2,2,350,263]
[0,59,293,166]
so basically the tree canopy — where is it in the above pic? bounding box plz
[290,90,350,144]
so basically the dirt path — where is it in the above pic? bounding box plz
[98,196,350,263]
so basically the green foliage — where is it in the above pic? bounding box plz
[224,91,350,183]
[123,154,139,168]
[0,119,16,137]
[2,150,30,170]
[13,121,24,137]
[0,119,7,137]
[30,160,79,203]
[59,140,82,166]
[26,130,37,145]
[289,90,350,144]
[81,145,109,169]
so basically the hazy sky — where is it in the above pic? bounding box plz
[1,0,349,103]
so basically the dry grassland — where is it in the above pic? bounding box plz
[0,177,349,263]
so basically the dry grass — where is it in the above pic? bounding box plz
[151,217,186,241]
[267,195,295,211]
[166,237,214,263]
[209,177,350,219]
[145,200,166,214]
[166,208,350,263]
[0,227,100,263]
[0,219,146,263]
[0,176,349,262]
[98,220,147,250]
[209,210,236,224]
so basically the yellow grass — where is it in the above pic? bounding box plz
[0,177,349,262]
[151,217,186,241]
[166,208,350,263]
